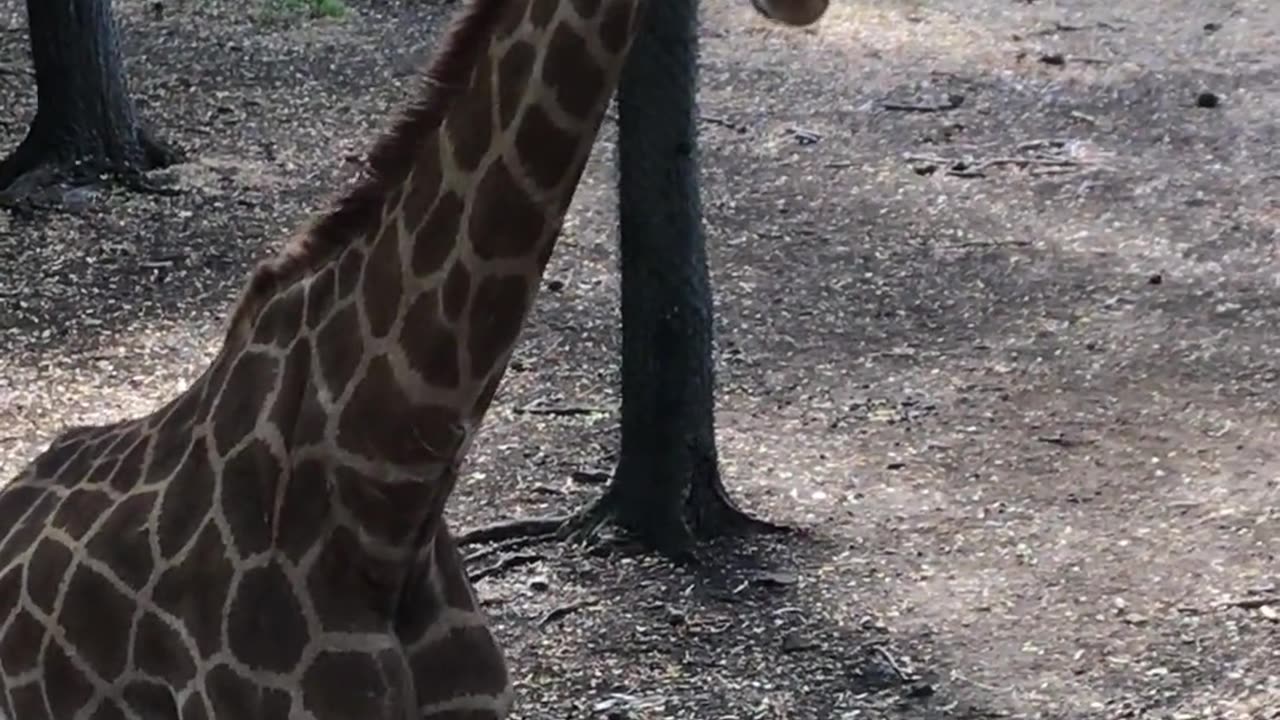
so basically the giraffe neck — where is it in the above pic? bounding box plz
[207,0,648,562]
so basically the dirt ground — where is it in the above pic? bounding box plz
[2,0,1278,717]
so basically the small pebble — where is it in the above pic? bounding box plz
[1195,91,1220,108]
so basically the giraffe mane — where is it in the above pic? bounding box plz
[224,0,510,343]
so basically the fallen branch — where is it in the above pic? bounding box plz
[464,533,558,564]
[539,599,598,628]
[456,516,568,546]
[468,553,544,582]
[513,403,611,417]
[882,94,965,113]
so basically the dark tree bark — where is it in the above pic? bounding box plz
[457,0,788,560]
[0,0,179,198]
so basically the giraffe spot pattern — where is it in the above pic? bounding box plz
[9,684,49,720]
[152,522,234,657]
[515,101,579,191]
[467,274,530,379]
[337,247,365,300]
[446,53,495,173]
[0,492,56,570]
[362,219,405,339]
[84,491,157,591]
[434,531,480,612]
[496,41,537,131]
[542,22,605,120]
[220,439,280,556]
[338,355,464,466]
[442,262,472,324]
[211,351,279,457]
[274,459,332,563]
[269,336,314,442]
[90,698,128,720]
[58,565,134,680]
[529,0,556,28]
[410,625,508,706]
[23,538,70,615]
[123,680,180,718]
[335,465,435,547]
[182,691,211,720]
[304,266,337,332]
[468,160,546,261]
[316,303,364,398]
[402,138,444,232]
[570,0,604,20]
[44,640,93,718]
[251,282,306,348]
[401,290,463,389]
[307,524,402,627]
[0,608,45,674]
[134,611,197,686]
[411,191,464,277]
[600,0,636,55]
[156,435,215,559]
[303,650,404,718]
[226,562,310,672]
[50,487,113,542]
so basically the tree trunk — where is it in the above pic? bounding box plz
[0,0,178,194]
[607,0,771,556]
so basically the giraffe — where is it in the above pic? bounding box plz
[0,0,829,717]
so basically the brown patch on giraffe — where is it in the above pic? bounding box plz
[206,664,265,717]
[181,693,211,720]
[269,336,314,444]
[45,641,93,719]
[211,351,280,457]
[24,538,71,615]
[84,455,122,486]
[157,435,216,560]
[9,685,50,720]
[442,262,472,324]
[91,699,129,720]
[226,0,515,343]
[542,23,605,120]
[392,567,444,645]
[153,522,234,657]
[50,487,113,542]
[85,491,157,591]
[410,191,464,277]
[467,274,530,378]
[307,524,402,626]
[468,161,546,260]
[529,0,557,29]
[274,459,332,563]
[446,53,495,173]
[401,143,443,234]
[571,0,605,19]
[496,40,537,131]
[515,102,579,190]
[334,465,435,546]
[338,354,465,465]
[44,439,97,489]
[362,220,405,339]
[0,491,55,565]
[337,247,364,300]
[0,485,45,543]
[401,290,463,389]
[134,611,198,686]
[303,266,338,334]
[302,650,405,718]
[410,625,508,705]
[0,609,45,673]
[108,434,149,494]
[251,282,307,348]
[433,533,479,611]
[59,566,133,680]
[226,562,310,672]
[599,0,636,56]
[124,681,181,718]
[146,433,190,489]
[220,439,281,556]
[316,303,364,398]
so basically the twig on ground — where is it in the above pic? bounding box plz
[464,534,558,564]
[881,93,965,113]
[700,114,749,133]
[1216,595,1280,611]
[539,599,598,628]
[1036,434,1098,447]
[869,644,918,682]
[456,516,568,546]
[468,553,544,582]
[512,403,611,417]
[934,240,1032,250]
